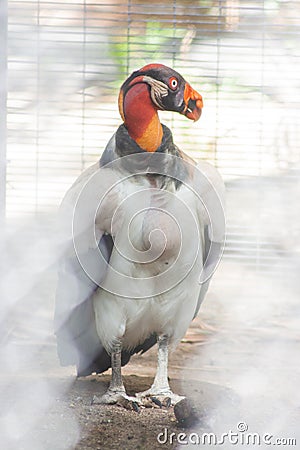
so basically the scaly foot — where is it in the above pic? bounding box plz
[92,388,141,412]
[136,387,185,408]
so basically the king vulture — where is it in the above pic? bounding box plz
[55,63,225,409]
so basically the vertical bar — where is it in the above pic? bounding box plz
[35,0,40,214]
[81,0,87,172]
[0,0,7,222]
[126,0,131,76]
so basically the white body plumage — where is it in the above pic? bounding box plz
[58,152,224,351]
[92,174,204,353]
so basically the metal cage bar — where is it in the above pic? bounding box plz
[0,0,7,222]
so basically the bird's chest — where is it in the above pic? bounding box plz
[117,176,181,265]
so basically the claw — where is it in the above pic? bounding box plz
[132,401,140,413]
[151,396,163,408]
[116,395,141,413]
[165,397,172,408]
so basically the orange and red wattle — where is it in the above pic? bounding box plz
[121,82,163,153]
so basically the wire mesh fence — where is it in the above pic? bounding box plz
[0,5,299,448]
[3,0,300,275]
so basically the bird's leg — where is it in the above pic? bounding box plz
[92,341,140,411]
[151,334,171,394]
[136,335,184,407]
[109,340,125,393]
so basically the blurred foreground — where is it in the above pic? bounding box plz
[0,173,299,449]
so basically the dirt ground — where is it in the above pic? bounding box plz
[0,292,240,450]
[2,272,299,450]
[62,316,240,450]
[52,327,238,450]
[70,346,235,449]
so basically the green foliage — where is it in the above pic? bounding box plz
[109,21,186,85]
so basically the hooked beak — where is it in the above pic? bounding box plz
[182,83,203,121]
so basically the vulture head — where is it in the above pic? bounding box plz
[118,64,203,152]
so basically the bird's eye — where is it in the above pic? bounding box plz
[169,77,178,90]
